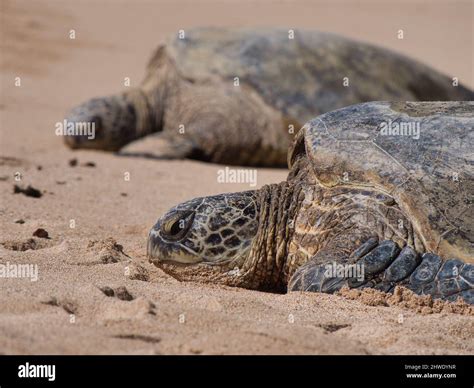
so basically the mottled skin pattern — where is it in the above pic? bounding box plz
[64,28,474,166]
[148,102,474,304]
[148,191,258,266]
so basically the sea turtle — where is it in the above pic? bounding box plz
[147,101,474,304]
[64,28,473,166]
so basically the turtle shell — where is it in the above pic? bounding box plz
[163,28,474,123]
[289,101,474,262]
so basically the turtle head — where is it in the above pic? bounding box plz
[62,94,137,151]
[147,191,259,285]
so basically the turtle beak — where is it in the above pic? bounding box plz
[147,224,165,261]
[147,223,201,265]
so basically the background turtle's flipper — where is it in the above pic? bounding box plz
[288,238,473,304]
[118,132,197,160]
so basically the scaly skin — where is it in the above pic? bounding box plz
[147,182,303,291]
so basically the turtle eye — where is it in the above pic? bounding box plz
[161,211,195,241]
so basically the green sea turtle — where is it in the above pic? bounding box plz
[147,101,474,304]
[64,28,473,166]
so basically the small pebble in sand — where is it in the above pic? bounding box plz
[99,286,115,297]
[33,228,49,239]
[115,286,134,301]
[13,184,42,198]
[68,158,78,167]
[83,161,96,167]
[14,219,25,224]
[100,286,134,301]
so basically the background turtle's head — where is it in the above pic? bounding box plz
[63,94,137,151]
[147,191,259,283]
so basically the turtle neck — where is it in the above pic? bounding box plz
[240,181,304,291]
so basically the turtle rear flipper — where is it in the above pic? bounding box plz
[288,238,474,304]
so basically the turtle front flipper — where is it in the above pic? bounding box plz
[288,238,474,305]
[118,132,199,160]
[404,255,473,304]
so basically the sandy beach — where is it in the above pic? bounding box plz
[0,0,473,354]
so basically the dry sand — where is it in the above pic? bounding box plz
[0,0,473,354]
